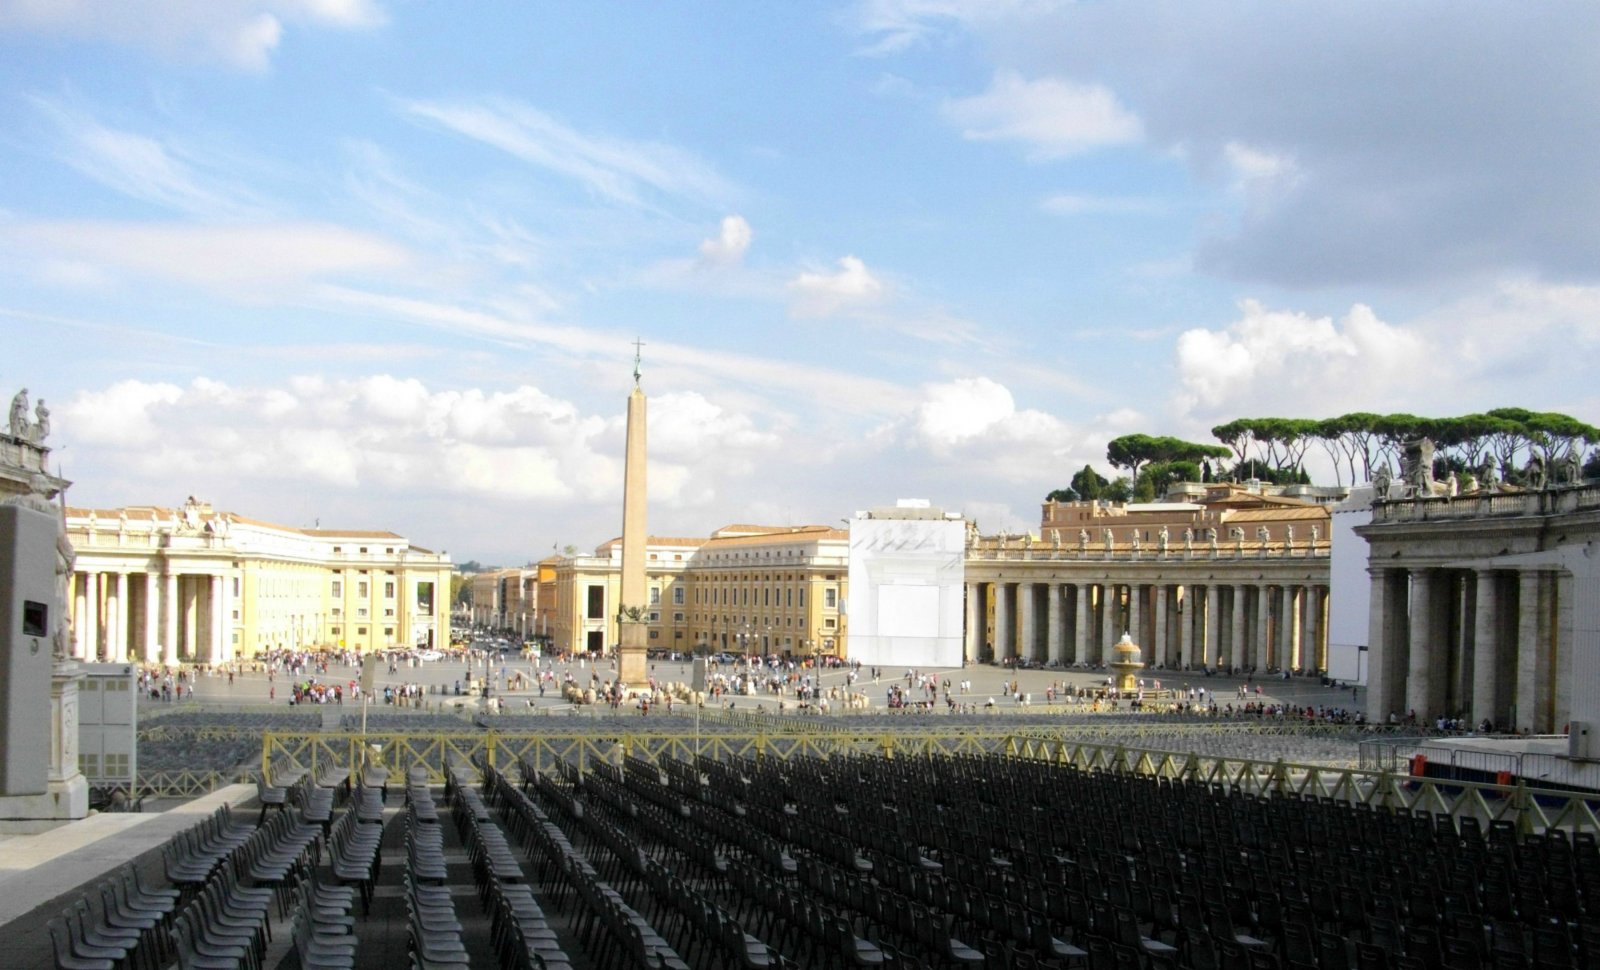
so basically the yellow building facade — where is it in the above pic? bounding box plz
[546,524,850,659]
[64,497,452,664]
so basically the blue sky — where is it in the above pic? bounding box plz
[3,1,1597,565]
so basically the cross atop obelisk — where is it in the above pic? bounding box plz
[617,338,649,685]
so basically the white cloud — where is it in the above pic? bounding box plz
[1171,299,1428,419]
[697,215,752,266]
[28,97,262,218]
[401,97,735,208]
[1042,193,1160,216]
[6,221,412,291]
[0,0,385,70]
[943,70,1141,159]
[787,255,885,318]
[850,0,1030,56]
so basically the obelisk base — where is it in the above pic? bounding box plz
[618,623,648,686]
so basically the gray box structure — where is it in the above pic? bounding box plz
[79,663,138,791]
[0,503,58,796]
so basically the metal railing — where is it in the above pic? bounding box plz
[253,726,1600,835]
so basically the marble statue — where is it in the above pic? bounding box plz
[1284,524,1295,551]
[9,387,29,438]
[1051,531,1061,551]
[1208,527,1219,557]
[1230,526,1245,556]
[1131,529,1142,553]
[1103,528,1114,553]
[32,399,49,444]
[1564,447,1584,485]
[1183,527,1194,556]
[1479,459,1499,491]
[1446,471,1459,496]
[1372,462,1392,495]
[1078,529,1089,555]
[1310,524,1321,547]
[1157,525,1170,556]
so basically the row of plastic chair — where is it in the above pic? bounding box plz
[451,763,575,970]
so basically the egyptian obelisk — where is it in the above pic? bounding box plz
[617,339,649,685]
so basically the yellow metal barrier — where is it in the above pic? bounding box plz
[247,728,1600,836]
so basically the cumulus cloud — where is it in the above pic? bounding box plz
[942,70,1141,159]
[1171,300,1427,420]
[55,374,793,520]
[0,0,385,70]
[907,376,1075,467]
[787,256,884,318]
[697,215,752,266]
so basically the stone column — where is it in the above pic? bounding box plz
[1472,570,1500,728]
[110,572,130,663]
[208,574,224,664]
[1515,570,1543,733]
[144,572,160,663]
[1365,570,1391,721]
[1101,584,1119,661]
[1046,583,1064,665]
[965,582,984,663]
[1128,584,1144,649]
[219,572,234,662]
[1407,569,1435,720]
[994,582,1012,661]
[82,571,99,661]
[1158,589,1171,672]
[1018,582,1037,663]
[1074,584,1092,666]
[1204,585,1221,670]
[1181,585,1198,670]
[163,571,179,666]
[1230,584,1247,671]
[1302,586,1321,673]
[1251,584,1270,672]
[1281,585,1298,671]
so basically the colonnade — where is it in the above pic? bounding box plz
[966,579,1328,675]
[68,568,234,666]
[1366,565,1562,732]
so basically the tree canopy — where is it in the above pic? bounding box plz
[1047,409,1597,500]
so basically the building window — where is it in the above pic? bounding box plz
[587,585,605,620]
[799,589,805,607]
[358,608,368,619]
[358,581,369,598]
[674,612,685,622]
[648,612,660,622]
[359,547,368,553]
[358,627,367,635]
[649,587,660,605]
[332,581,342,597]
[824,618,835,629]
[673,587,684,605]
[384,608,395,618]
[825,588,837,608]
[649,630,659,639]
[384,627,393,637]
[385,582,395,599]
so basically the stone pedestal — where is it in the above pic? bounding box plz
[0,658,89,832]
[618,623,647,686]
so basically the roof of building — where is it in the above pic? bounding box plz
[67,505,414,543]
[1223,506,1331,522]
[704,525,846,546]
